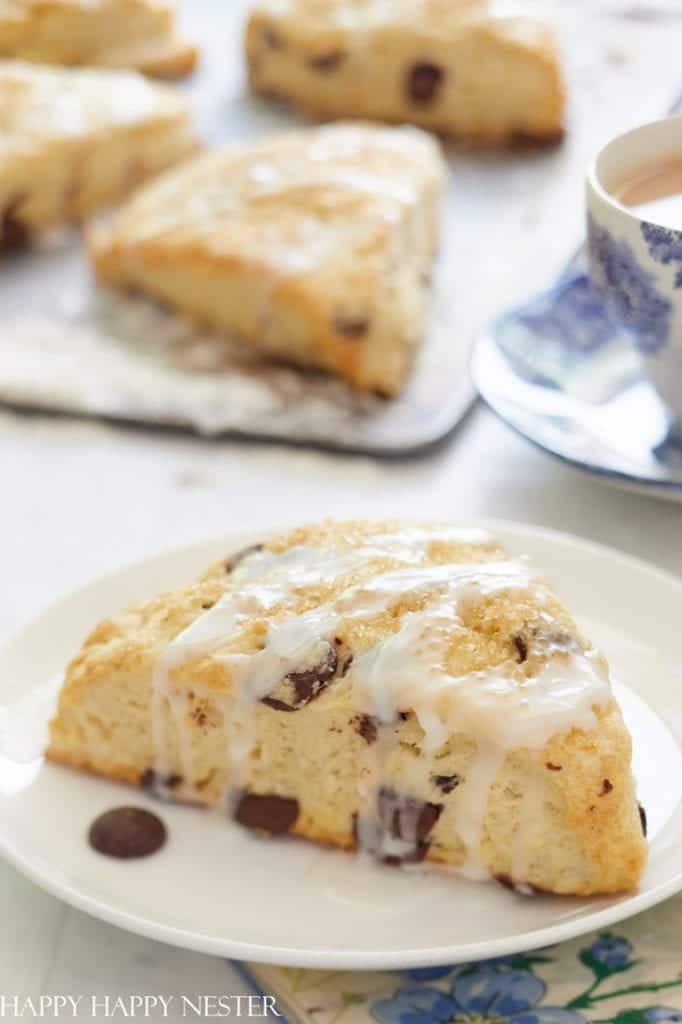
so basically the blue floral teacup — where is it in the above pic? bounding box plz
[587,115,682,420]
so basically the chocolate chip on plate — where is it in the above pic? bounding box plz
[234,792,300,835]
[88,807,167,859]
[407,62,444,104]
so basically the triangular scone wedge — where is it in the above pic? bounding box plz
[0,61,199,245]
[48,520,647,896]
[0,0,197,78]
[246,0,565,145]
[88,124,446,396]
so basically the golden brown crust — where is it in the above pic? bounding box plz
[96,37,199,79]
[245,0,566,145]
[0,0,199,79]
[0,61,199,238]
[88,125,446,396]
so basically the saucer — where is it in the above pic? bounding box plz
[471,252,682,502]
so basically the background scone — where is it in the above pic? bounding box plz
[89,124,446,396]
[0,61,198,246]
[0,0,197,78]
[246,0,566,145]
[48,520,647,896]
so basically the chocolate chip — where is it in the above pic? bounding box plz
[1,197,30,252]
[201,601,215,610]
[432,773,460,794]
[341,654,353,676]
[263,25,284,49]
[600,778,614,796]
[139,769,183,792]
[509,128,565,151]
[353,714,378,745]
[89,807,167,859]
[234,792,299,835]
[332,314,370,339]
[416,801,442,839]
[398,712,409,722]
[261,643,338,711]
[308,51,345,72]
[639,803,648,836]
[494,873,547,895]
[406,62,444,104]
[376,788,442,864]
[513,634,528,663]
[224,543,263,574]
[545,762,563,772]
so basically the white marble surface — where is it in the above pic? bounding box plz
[1,0,682,1017]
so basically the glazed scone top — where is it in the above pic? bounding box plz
[252,0,553,45]
[96,123,444,275]
[0,60,185,158]
[152,521,612,774]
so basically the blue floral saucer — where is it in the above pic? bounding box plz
[472,252,682,502]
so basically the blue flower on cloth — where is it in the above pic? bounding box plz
[584,936,633,969]
[645,1011,682,1024]
[397,969,456,983]
[372,964,586,1024]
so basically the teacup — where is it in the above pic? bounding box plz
[587,115,682,420]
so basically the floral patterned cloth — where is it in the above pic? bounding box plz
[241,895,682,1024]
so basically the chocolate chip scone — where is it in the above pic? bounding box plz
[89,123,445,396]
[246,0,566,145]
[0,0,197,78]
[48,520,647,895]
[0,61,198,248]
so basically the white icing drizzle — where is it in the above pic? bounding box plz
[454,743,505,881]
[148,527,612,882]
[150,527,494,788]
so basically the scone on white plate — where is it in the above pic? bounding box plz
[0,61,199,247]
[0,0,198,78]
[89,123,446,396]
[246,0,566,145]
[48,520,647,896]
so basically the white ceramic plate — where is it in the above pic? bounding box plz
[1,522,681,969]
